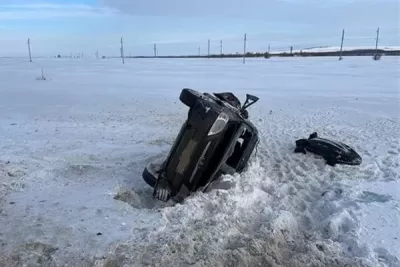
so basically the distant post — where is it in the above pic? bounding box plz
[208,39,210,58]
[290,46,293,55]
[375,27,380,51]
[243,33,247,64]
[265,43,271,59]
[96,49,99,59]
[339,28,345,60]
[198,46,201,57]
[373,27,381,60]
[220,40,223,58]
[27,38,32,62]
[120,37,125,64]
[154,44,157,57]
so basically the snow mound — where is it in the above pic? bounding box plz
[99,114,399,267]
[98,160,383,267]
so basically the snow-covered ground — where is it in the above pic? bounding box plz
[0,56,399,267]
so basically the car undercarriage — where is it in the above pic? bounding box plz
[142,88,260,202]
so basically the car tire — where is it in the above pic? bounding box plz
[180,88,204,107]
[142,166,157,187]
[142,161,162,188]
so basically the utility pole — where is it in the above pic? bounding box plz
[120,37,125,64]
[243,33,247,64]
[339,28,345,60]
[374,27,380,53]
[220,40,223,58]
[207,39,210,58]
[198,46,201,57]
[373,27,381,60]
[27,38,32,62]
[375,27,380,51]
[154,44,157,57]
[265,43,271,59]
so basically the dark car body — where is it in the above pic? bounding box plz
[142,88,260,202]
[294,132,362,166]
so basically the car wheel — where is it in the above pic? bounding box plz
[180,88,204,107]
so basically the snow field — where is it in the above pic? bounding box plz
[0,56,399,267]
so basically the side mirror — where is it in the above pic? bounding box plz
[246,94,259,102]
[241,94,259,111]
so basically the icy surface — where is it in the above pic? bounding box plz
[0,57,399,267]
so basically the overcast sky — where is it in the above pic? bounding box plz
[0,0,398,57]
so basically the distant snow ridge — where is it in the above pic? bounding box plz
[272,45,400,54]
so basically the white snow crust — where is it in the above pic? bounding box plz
[0,56,399,267]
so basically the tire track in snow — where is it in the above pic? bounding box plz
[254,112,374,263]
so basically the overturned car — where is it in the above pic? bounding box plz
[142,88,260,202]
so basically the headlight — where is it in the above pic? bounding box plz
[208,112,229,136]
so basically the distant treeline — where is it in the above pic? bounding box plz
[126,48,399,59]
[131,53,265,59]
[268,49,400,58]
